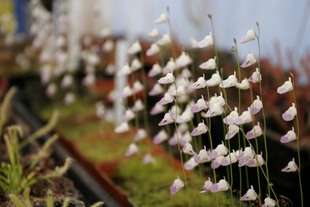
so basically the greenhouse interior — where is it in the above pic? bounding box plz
[0,0,310,206]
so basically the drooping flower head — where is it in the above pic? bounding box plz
[191,120,208,136]
[240,29,256,43]
[210,177,230,193]
[197,32,213,48]
[246,122,263,139]
[249,96,263,115]
[199,57,216,70]
[240,185,258,201]
[125,143,139,157]
[281,158,298,172]
[170,177,184,195]
[240,53,256,68]
[277,77,293,94]
[282,103,297,121]
[262,195,276,207]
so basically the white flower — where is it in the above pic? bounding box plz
[201,177,213,193]
[148,28,159,38]
[203,103,224,118]
[240,185,258,201]
[125,143,139,157]
[262,195,276,207]
[191,75,207,89]
[64,92,75,105]
[158,72,175,84]
[122,86,133,98]
[61,74,73,89]
[176,52,192,68]
[130,58,142,72]
[210,177,230,193]
[191,96,208,113]
[235,108,252,125]
[153,129,168,144]
[246,153,265,167]
[158,111,174,126]
[246,122,263,139]
[282,103,297,121]
[240,29,256,43]
[154,13,168,24]
[194,146,211,163]
[162,58,177,74]
[170,177,184,195]
[149,83,164,96]
[150,102,166,115]
[176,105,194,124]
[191,120,208,136]
[280,127,297,143]
[182,142,196,155]
[281,158,298,172]
[184,157,199,171]
[199,57,216,70]
[133,128,147,142]
[211,155,225,169]
[249,96,263,115]
[117,64,131,76]
[277,77,293,94]
[225,124,239,140]
[241,53,256,68]
[157,34,171,46]
[132,99,144,112]
[146,43,160,56]
[128,41,142,55]
[210,142,228,159]
[197,32,213,48]
[206,71,222,87]
[158,92,174,105]
[238,147,255,167]
[122,109,135,122]
[46,83,57,97]
[221,151,238,166]
[223,107,239,125]
[219,72,238,88]
[248,68,262,83]
[102,39,114,53]
[132,80,144,94]
[236,78,250,90]
[148,63,162,77]
[115,122,130,133]
[143,153,155,164]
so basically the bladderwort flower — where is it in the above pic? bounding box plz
[199,57,216,70]
[210,177,230,193]
[225,124,240,140]
[191,95,208,113]
[219,72,238,88]
[148,63,162,77]
[158,72,175,84]
[281,158,298,172]
[130,58,142,72]
[157,33,171,46]
[149,83,164,96]
[235,108,252,125]
[203,102,224,118]
[168,84,186,97]
[239,29,256,43]
[148,28,160,38]
[210,142,228,159]
[150,102,166,115]
[240,185,258,201]
[236,78,250,90]
[180,68,192,79]
[194,146,211,163]
[158,92,174,105]
[184,157,199,171]
[158,111,174,126]
[64,92,75,105]
[197,32,213,48]
[248,68,262,83]
[61,74,73,89]
[146,43,160,56]
[211,155,225,169]
[221,151,238,166]
[262,195,276,207]
[176,52,192,68]
[223,107,239,125]
[121,109,135,122]
[102,39,114,53]
[206,70,222,87]
[153,129,168,144]
[191,74,207,89]
[122,86,133,98]
[191,120,208,136]
[46,83,56,97]
[132,80,144,94]
[117,64,131,76]
[280,127,297,143]
[163,58,177,74]
[143,153,155,164]
[201,177,213,193]
[169,131,192,147]
[128,41,142,55]
[246,153,265,167]
[277,77,293,94]
[176,104,194,124]
[132,99,144,112]
[133,128,147,142]
[246,122,263,139]
[282,103,297,121]
[169,104,181,120]
[240,53,257,68]
[115,121,130,133]
[238,147,255,167]
[250,95,263,115]
[154,12,168,24]
[170,177,184,195]
[182,142,196,155]
[190,38,199,48]
[125,143,139,157]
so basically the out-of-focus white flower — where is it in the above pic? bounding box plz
[132,99,144,112]
[46,83,57,97]
[241,53,256,68]
[64,92,75,105]
[158,92,174,105]
[117,64,131,76]
[197,32,213,48]
[203,103,224,118]
[150,102,166,115]
[176,105,194,123]
[191,96,208,113]
[280,127,297,143]
[148,28,159,38]
[158,72,175,84]
[221,151,238,166]
[262,196,276,207]
[125,143,139,157]
[149,83,164,96]
[122,86,133,98]
[235,108,252,125]
[211,155,225,169]
[102,39,114,52]
[157,34,171,46]
[61,74,73,89]
[143,153,155,164]
[132,80,144,94]
[194,146,211,163]
[96,101,105,119]
[133,128,147,142]
[128,41,142,55]
[199,57,216,70]
[248,67,262,83]
[83,73,96,86]
[206,70,222,87]
[162,58,177,74]
[154,13,168,24]
[281,158,298,172]
[219,72,238,88]
[122,109,135,122]
[246,153,265,167]
[176,52,192,68]
[130,58,142,72]
[277,77,293,94]
[146,43,160,56]
[238,147,255,167]
[148,63,162,77]
[240,29,256,43]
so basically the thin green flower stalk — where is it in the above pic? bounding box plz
[291,74,304,207]
[0,87,17,135]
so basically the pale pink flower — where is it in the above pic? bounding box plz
[180,68,192,79]
[211,155,224,169]
[148,28,159,38]
[169,104,181,120]
[240,185,258,201]
[221,151,238,166]
[149,83,164,96]
[250,96,263,115]
[204,103,224,118]
[219,72,238,88]
[194,147,211,163]
[130,58,142,72]
[208,93,225,108]
[168,84,186,97]
[191,120,208,136]
[248,68,262,83]
[225,124,239,140]
[176,52,192,68]
[191,96,208,113]
[46,83,57,97]
[235,108,252,125]
[184,157,199,171]
[132,99,144,112]
[241,53,256,68]
[282,103,297,121]
[158,92,174,105]
[170,177,184,195]
[236,78,250,90]
[280,127,297,143]
[190,38,199,48]
[133,129,147,142]
[210,177,230,193]
[156,34,171,46]
[277,77,293,94]
[128,41,142,55]
[132,80,144,94]
[117,64,131,76]
[158,72,175,84]
[61,74,73,89]
[143,153,155,164]
[223,107,239,125]
[115,122,130,133]
[125,143,139,157]
[182,142,196,155]
[281,158,298,172]
[148,63,162,77]
[96,102,105,119]
[199,57,216,70]
[238,147,255,167]
[153,129,168,144]
[154,13,168,24]
[64,92,75,105]
[163,58,177,74]
[191,75,207,89]
[210,142,228,159]
[240,29,256,43]
[122,109,135,122]
[102,39,114,52]
[176,105,194,124]
[206,71,222,87]
[197,32,213,48]
[246,122,263,139]
[201,177,213,193]
[262,195,276,207]
[83,73,95,86]
[150,102,166,115]
[146,43,160,56]
[158,111,174,126]
[246,153,265,167]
